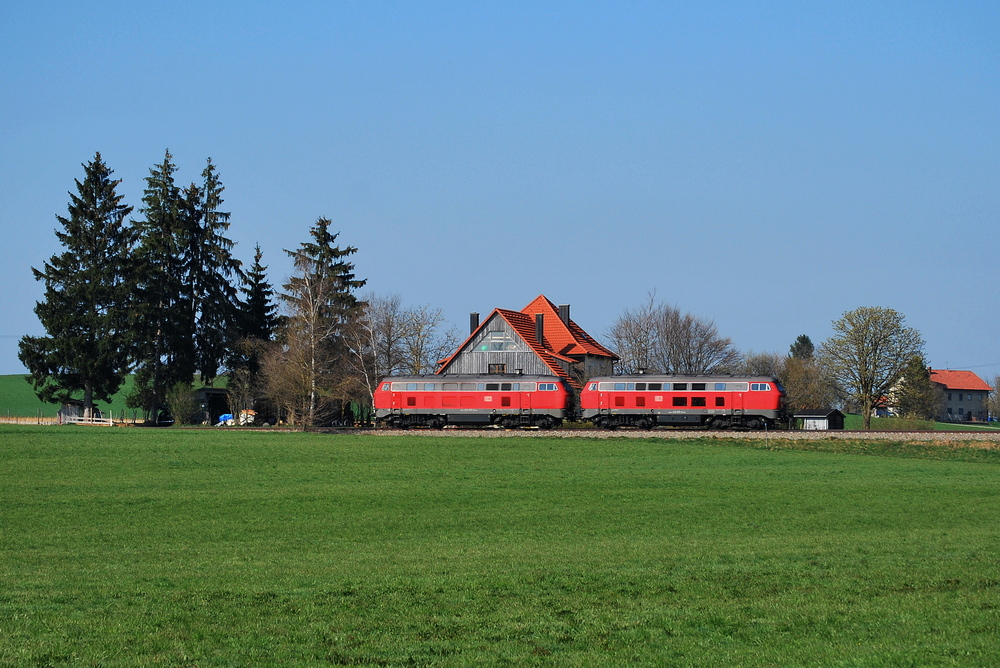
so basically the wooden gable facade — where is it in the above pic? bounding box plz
[436,296,617,387]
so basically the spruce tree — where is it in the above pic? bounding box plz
[181,158,242,384]
[239,244,279,347]
[18,153,135,416]
[130,150,189,422]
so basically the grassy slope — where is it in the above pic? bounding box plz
[2,428,999,666]
[0,374,138,418]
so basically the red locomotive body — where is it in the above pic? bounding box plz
[580,375,784,430]
[374,374,572,429]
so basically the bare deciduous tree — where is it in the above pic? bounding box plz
[346,293,460,414]
[608,292,740,374]
[819,306,924,429]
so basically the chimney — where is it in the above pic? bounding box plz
[535,313,544,347]
[470,312,479,334]
[558,304,570,326]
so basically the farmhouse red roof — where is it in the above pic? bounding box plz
[519,295,617,360]
[929,369,992,392]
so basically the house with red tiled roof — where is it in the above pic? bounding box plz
[435,296,617,387]
[930,369,993,421]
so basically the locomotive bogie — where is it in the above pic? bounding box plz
[374,374,571,429]
[580,375,784,430]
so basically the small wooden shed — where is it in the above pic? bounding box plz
[795,409,845,431]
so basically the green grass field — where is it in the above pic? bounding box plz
[2,427,999,666]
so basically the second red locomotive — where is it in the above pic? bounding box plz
[580,374,784,430]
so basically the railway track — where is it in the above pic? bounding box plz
[328,427,1000,442]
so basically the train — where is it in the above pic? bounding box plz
[374,372,785,430]
[580,374,784,430]
[373,374,573,429]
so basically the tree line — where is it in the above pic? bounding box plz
[19,152,454,427]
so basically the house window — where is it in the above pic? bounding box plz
[488,363,507,374]
[478,331,522,352]
[948,393,952,401]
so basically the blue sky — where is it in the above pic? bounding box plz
[1,1,997,376]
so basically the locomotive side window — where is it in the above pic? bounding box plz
[715,397,725,407]
[636,396,646,407]
[486,383,500,391]
[692,397,706,407]
[520,383,536,391]
[500,383,512,391]
[615,396,625,407]
[635,383,646,391]
[443,383,459,390]
[406,383,418,391]
[673,383,688,391]
[715,383,726,391]
[423,383,435,391]
[461,383,477,391]
[649,383,663,391]
[727,383,749,391]
[407,397,416,406]
[672,397,688,406]
[615,383,626,390]
[692,383,706,391]
[501,397,511,407]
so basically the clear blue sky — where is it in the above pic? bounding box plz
[2,1,997,376]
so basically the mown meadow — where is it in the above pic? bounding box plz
[2,426,999,666]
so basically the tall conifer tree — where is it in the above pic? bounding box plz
[19,153,135,416]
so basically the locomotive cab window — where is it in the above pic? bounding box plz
[750,383,771,391]
[381,383,390,391]
[588,383,598,391]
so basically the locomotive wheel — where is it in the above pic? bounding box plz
[747,418,764,430]
[710,418,726,430]
[636,418,652,430]
[428,418,444,430]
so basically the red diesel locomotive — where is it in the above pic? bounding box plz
[580,375,785,430]
[374,374,572,429]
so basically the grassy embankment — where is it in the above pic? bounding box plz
[2,426,1000,665]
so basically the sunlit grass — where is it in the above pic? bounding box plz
[2,426,999,665]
